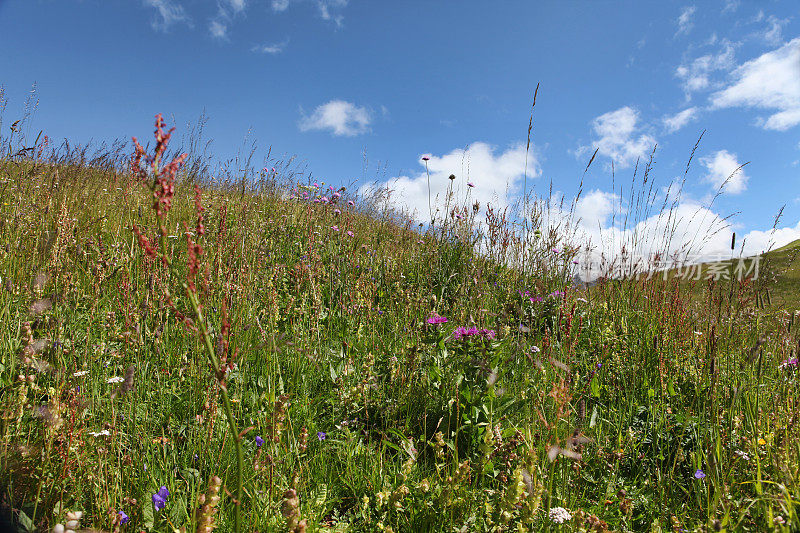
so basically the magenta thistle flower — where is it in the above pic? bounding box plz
[426,315,448,325]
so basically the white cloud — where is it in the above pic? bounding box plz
[761,15,789,45]
[360,142,538,224]
[581,106,657,168]
[701,149,748,194]
[676,5,696,36]
[299,100,372,136]
[143,0,190,31]
[252,39,289,54]
[226,0,247,13]
[663,107,699,133]
[271,0,348,24]
[722,0,739,13]
[209,20,227,39]
[711,39,800,131]
[675,42,735,94]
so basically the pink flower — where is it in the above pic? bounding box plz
[426,315,448,325]
[348,200,355,206]
[331,225,340,231]
[346,230,354,237]
[333,209,341,215]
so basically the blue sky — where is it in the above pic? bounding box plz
[1,0,799,259]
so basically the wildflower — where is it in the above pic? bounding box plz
[107,376,124,384]
[531,346,541,353]
[331,225,340,232]
[734,450,750,461]
[255,435,264,447]
[548,290,565,298]
[779,358,798,370]
[73,370,89,377]
[333,208,341,215]
[89,430,111,437]
[152,486,169,511]
[317,431,327,441]
[758,438,766,445]
[549,507,572,523]
[694,469,705,479]
[426,315,448,325]
[552,248,560,254]
[348,200,355,206]
[118,510,130,524]
[346,230,354,237]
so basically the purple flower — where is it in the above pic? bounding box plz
[317,431,327,441]
[346,230,354,237]
[152,486,169,511]
[694,469,706,479]
[548,290,565,298]
[348,200,355,206]
[333,208,341,215]
[118,511,130,524]
[255,435,264,447]
[426,315,448,325]
[552,248,560,254]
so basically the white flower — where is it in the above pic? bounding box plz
[89,430,111,437]
[549,506,572,524]
[73,371,89,377]
[734,450,750,462]
[107,376,124,384]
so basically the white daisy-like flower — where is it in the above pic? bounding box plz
[89,430,110,437]
[549,507,572,524]
[73,370,89,377]
[107,376,124,384]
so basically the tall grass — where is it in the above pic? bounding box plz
[0,109,799,532]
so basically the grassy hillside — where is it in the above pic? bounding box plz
[2,117,800,532]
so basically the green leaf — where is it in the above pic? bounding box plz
[16,511,34,533]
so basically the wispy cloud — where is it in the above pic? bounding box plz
[271,0,349,25]
[209,20,228,39]
[209,0,249,40]
[701,149,748,194]
[676,5,696,36]
[663,107,699,133]
[251,39,289,54]
[143,0,191,31]
[759,15,789,45]
[580,106,657,168]
[675,41,735,95]
[710,38,800,131]
[299,100,372,136]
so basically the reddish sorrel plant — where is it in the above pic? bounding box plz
[130,114,245,533]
